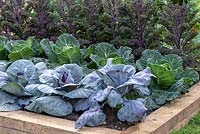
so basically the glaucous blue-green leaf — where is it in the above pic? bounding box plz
[148,63,176,89]
[0,60,10,71]
[145,79,189,111]
[31,57,49,64]
[37,84,64,95]
[18,96,38,106]
[0,71,9,88]
[55,33,80,47]
[24,84,42,96]
[25,96,73,117]
[94,86,113,102]
[94,43,116,59]
[55,83,80,91]
[81,72,101,87]
[75,107,106,129]
[54,66,75,86]
[7,72,28,86]
[1,82,31,96]
[97,70,129,88]
[6,59,35,80]
[63,64,83,84]
[40,39,58,63]
[39,70,59,87]
[0,103,21,111]
[107,90,123,108]
[136,49,162,70]
[133,85,150,96]
[117,99,147,122]
[0,91,17,105]
[117,46,134,65]
[176,67,199,82]
[64,88,94,99]
[161,54,183,70]
[74,92,99,112]
[29,62,48,84]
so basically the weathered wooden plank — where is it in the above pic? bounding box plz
[123,82,200,134]
[0,82,200,134]
[0,111,121,134]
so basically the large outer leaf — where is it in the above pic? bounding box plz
[0,71,9,88]
[56,46,81,64]
[117,46,134,64]
[25,84,42,96]
[145,79,189,111]
[94,43,116,58]
[90,43,122,66]
[117,99,147,122]
[6,39,35,61]
[64,88,94,99]
[162,54,183,70]
[55,33,80,47]
[136,49,162,70]
[39,70,59,87]
[0,103,21,111]
[0,91,17,105]
[40,39,58,63]
[107,90,123,108]
[6,59,35,80]
[148,63,176,88]
[37,84,64,95]
[176,67,199,82]
[8,47,35,62]
[63,64,83,84]
[75,107,106,129]
[25,96,73,117]
[1,82,31,96]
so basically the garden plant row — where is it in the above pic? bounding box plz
[0,33,199,130]
[1,0,200,71]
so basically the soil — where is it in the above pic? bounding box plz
[65,105,137,130]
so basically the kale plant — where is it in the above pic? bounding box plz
[160,4,199,51]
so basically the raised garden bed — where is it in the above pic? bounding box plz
[0,82,200,134]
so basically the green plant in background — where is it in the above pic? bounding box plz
[116,0,162,49]
[0,0,29,39]
[136,49,199,110]
[160,4,199,51]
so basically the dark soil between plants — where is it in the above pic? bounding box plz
[65,105,137,130]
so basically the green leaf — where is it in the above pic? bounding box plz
[161,54,183,70]
[55,33,80,47]
[8,47,35,62]
[117,46,134,64]
[148,63,176,89]
[1,82,31,96]
[83,45,95,59]
[57,46,82,64]
[40,39,58,63]
[136,49,162,70]
[0,36,9,60]
[176,67,199,82]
